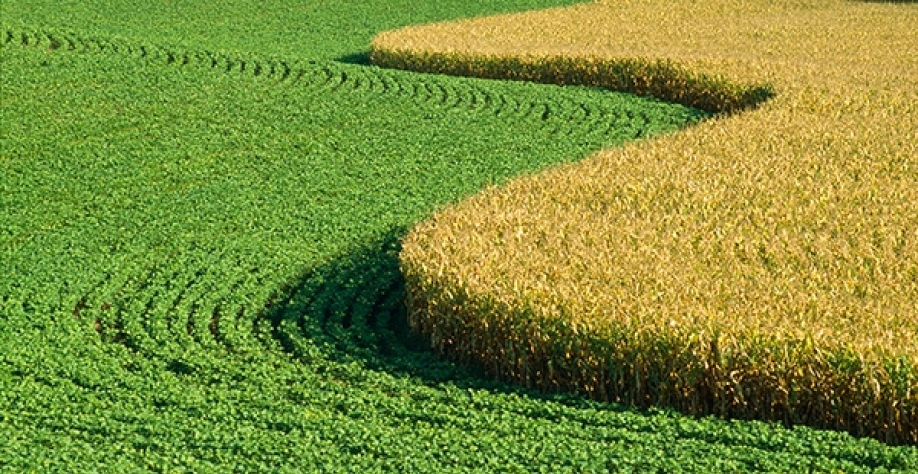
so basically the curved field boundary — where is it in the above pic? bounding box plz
[1,24,701,364]
[378,0,918,444]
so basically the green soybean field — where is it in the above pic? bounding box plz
[1,0,916,471]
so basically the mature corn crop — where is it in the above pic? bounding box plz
[385,0,918,444]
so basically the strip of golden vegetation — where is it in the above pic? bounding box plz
[370,49,773,114]
[376,0,918,444]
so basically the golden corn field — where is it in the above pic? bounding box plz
[378,0,918,444]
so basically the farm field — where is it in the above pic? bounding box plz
[1,0,917,472]
[379,0,918,446]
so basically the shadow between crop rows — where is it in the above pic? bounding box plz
[261,229,512,387]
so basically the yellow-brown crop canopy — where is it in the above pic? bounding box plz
[377,0,918,444]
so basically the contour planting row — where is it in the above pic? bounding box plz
[1,0,589,61]
[1,26,684,143]
[380,0,918,444]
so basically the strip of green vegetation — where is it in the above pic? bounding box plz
[1,0,584,61]
[1,0,916,470]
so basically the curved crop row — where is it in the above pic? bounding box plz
[385,0,918,444]
[1,25,693,147]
